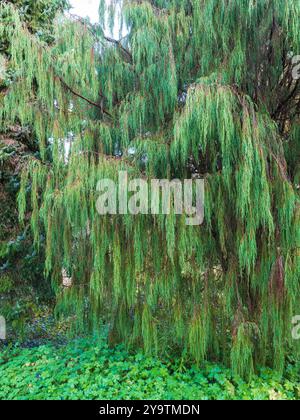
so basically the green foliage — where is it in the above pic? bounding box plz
[0,274,13,293]
[2,0,69,42]
[0,0,70,338]
[0,339,299,400]
[0,0,299,378]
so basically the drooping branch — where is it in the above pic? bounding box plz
[57,76,113,118]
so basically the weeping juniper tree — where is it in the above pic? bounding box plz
[1,0,299,377]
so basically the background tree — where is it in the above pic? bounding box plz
[0,0,69,339]
[1,0,299,377]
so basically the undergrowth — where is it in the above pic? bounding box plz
[0,338,299,400]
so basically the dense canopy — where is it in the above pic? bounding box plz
[0,0,299,378]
